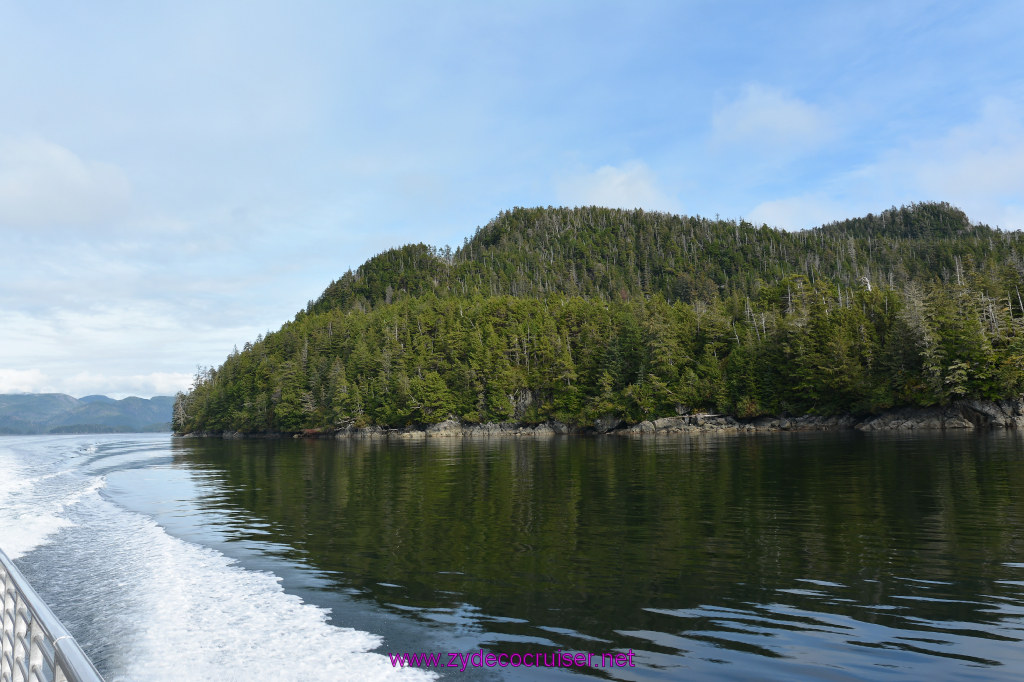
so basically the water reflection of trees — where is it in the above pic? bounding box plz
[171,433,1024,642]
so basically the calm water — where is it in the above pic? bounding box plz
[2,432,1024,680]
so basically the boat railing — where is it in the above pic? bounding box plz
[1,547,104,682]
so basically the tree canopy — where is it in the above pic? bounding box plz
[175,202,1024,434]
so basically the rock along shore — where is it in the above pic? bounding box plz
[178,398,1024,440]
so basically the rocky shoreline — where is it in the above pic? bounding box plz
[177,398,1024,440]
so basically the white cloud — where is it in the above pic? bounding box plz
[748,195,858,231]
[1001,205,1024,230]
[0,367,190,398]
[0,300,256,399]
[555,161,682,213]
[870,98,1024,229]
[711,84,833,155]
[62,371,192,399]
[747,98,1024,231]
[0,368,50,394]
[0,136,131,229]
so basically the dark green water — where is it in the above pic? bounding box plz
[162,432,1024,680]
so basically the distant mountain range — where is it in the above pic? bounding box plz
[0,394,174,434]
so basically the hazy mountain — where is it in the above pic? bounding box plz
[0,394,174,434]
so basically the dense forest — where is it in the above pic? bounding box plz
[174,202,1024,433]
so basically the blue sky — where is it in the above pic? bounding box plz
[1,0,1022,398]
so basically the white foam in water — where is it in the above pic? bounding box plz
[99,508,435,682]
[0,444,81,559]
[2,438,434,682]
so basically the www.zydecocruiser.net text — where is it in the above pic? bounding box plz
[388,649,637,671]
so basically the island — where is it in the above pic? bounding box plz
[174,202,1024,437]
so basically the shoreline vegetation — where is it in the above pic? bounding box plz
[177,396,1024,439]
[174,203,1024,437]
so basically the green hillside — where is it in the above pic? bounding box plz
[174,203,1024,434]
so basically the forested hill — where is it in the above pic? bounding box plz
[308,202,1009,314]
[175,203,1024,434]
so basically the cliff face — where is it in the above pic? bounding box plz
[854,398,1024,431]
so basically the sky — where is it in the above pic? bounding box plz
[1,0,1023,398]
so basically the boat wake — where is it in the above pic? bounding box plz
[0,435,433,682]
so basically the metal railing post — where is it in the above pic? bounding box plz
[0,548,104,682]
